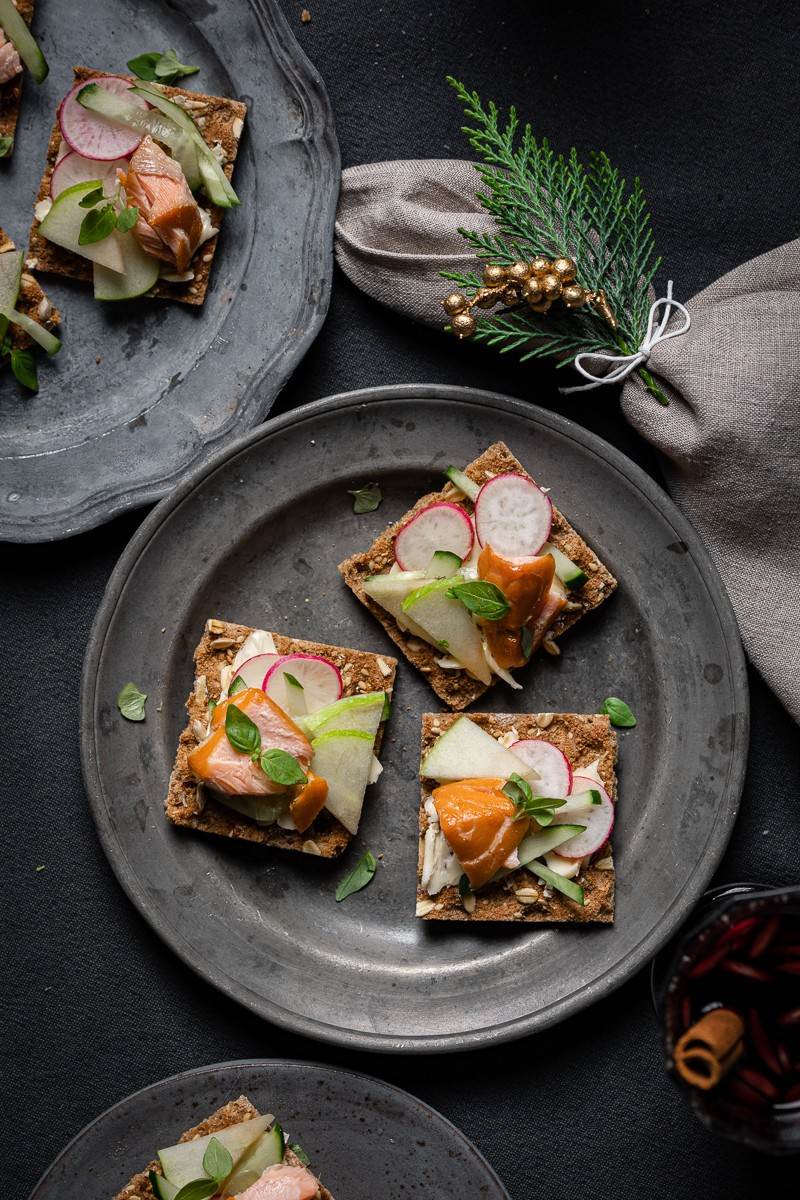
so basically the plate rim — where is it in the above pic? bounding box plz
[1,0,341,545]
[80,382,750,1053]
[27,1057,511,1200]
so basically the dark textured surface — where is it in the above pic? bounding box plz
[4,0,800,1197]
[30,1061,508,1199]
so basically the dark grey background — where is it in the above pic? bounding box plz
[3,1,799,1197]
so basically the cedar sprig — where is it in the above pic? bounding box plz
[443,77,667,402]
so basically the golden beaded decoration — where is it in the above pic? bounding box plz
[442,256,617,339]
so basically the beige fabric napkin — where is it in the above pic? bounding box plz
[335,160,800,721]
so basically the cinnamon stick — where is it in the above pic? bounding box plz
[674,1008,744,1090]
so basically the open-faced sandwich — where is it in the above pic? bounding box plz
[416,712,616,922]
[0,0,48,158]
[167,620,397,857]
[28,66,245,304]
[115,1094,333,1200]
[1,225,61,389]
[339,441,617,709]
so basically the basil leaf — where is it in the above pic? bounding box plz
[261,748,306,786]
[288,1141,309,1165]
[127,51,161,80]
[228,674,247,696]
[348,481,382,514]
[173,1180,219,1200]
[128,49,199,84]
[117,681,147,721]
[600,696,637,728]
[79,204,117,244]
[336,849,377,901]
[116,205,139,233]
[10,348,38,392]
[520,626,533,660]
[502,772,532,807]
[447,580,510,621]
[225,703,261,755]
[78,185,105,209]
[0,135,13,157]
[283,672,304,690]
[202,1136,233,1183]
[527,860,585,905]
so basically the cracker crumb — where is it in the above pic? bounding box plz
[209,637,236,650]
[377,657,392,677]
[302,840,322,856]
[416,898,435,917]
[300,7,312,21]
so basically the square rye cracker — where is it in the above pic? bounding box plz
[338,442,617,710]
[27,67,247,305]
[113,1095,334,1200]
[416,712,617,923]
[167,619,397,858]
[0,0,33,157]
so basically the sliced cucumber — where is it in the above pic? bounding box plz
[0,0,48,82]
[0,305,60,353]
[542,541,588,589]
[527,860,585,905]
[444,465,480,502]
[557,788,601,818]
[148,1171,178,1200]
[224,1126,285,1195]
[77,84,202,190]
[517,823,586,865]
[38,180,126,273]
[93,234,159,301]
[426,550,462,579]
[158,1115,271,1188]
[132,83,240,206]
[0,249,23,344]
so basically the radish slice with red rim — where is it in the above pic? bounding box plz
[263,653,342,714]
[59,76,147,161]
[552,775,614,858]
[228,652,280,693]
[394,502,473,571]
[474,472,552,557]
[509,738,572,797]
[50,151,130,199]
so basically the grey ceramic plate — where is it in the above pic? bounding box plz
[28,1059,510,1199]
[81,384,749,1052]
[0,0,339,543]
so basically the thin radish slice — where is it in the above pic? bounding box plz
[394,502,473,571]
[51,151,129,199]
[263,653,342,715]
[59,75,148,160]
[510,738,572,797]
[228,652,280,693]
[475,472,552,558]
[551,775,614,858]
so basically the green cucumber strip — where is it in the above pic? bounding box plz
[542,541,588,589]
[148,1172,178,1200]
[0,305,61,354]
[0,0,48,82]
[558,788,601,817]
[517,823,586,865]
[427,550,462,578]
[444,465,480,502]
[0,249,23,344]
[527,860,585,905]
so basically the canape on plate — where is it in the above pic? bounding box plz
[115,1094,334,1200]
[167,620,397,858]
[416,712,617,922]
[0,225,60,355]
[28,66,246,304]
[339,441,617,710]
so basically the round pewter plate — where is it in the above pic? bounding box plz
[81,384,749,1053]
[0,0,339,542]
[28,1059,510,1199]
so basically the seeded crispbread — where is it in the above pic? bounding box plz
[27,67,247,306]
[416,711,616,922]
[338,442,617,710]
[167,619,397,858]
[0,226,60,354]
[113,1095,334,1200]
[0,0,33,157]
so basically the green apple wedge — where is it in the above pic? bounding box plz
[93,233,159,301]
[300,691,385,739]
[362,570,432,641]
[421,716,539,783]
[401,577,491,684]
[310,729,376,834]
[216,794,288,826]
[38,181,126,273]
[223,1126,285,1194]
[158,1115,272,1188]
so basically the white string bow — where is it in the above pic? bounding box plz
[559,281,691,394]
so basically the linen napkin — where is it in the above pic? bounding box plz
[335,160,800,722]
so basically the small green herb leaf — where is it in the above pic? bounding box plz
[172,1180,219,1200]
[79,204,117,245]
[520,626,533,660]
[503,774,567,825]
[78,185,105,209]
[527,860,585,905]
[117,681,147,721]
[228,675,247,696]
[10,348,38,392]
[116,205,139,233]
[128,48,200,84]
[126,51,161,80]
[225,703,261,755]
[502,772,532,808]
[600,696,637,728]
[288,1141,309,1165]
[0,135,13,157]
[202,1136,233,1183]
[336,849,377,901]
[348,481,382,514]
[261,748,306,787]
[447,580,510,621]
[283,672,304,690]
[458,873,474,899]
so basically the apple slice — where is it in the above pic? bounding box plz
[223,1126,285,1195]
[216,794,289,826]
[310,729,376,834]
[362,570,431,639]
[301,691,385,738]
[420,716,539,782]
[402,577,491,683]
[158,1115,272,1188]
[38,180,126,273]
